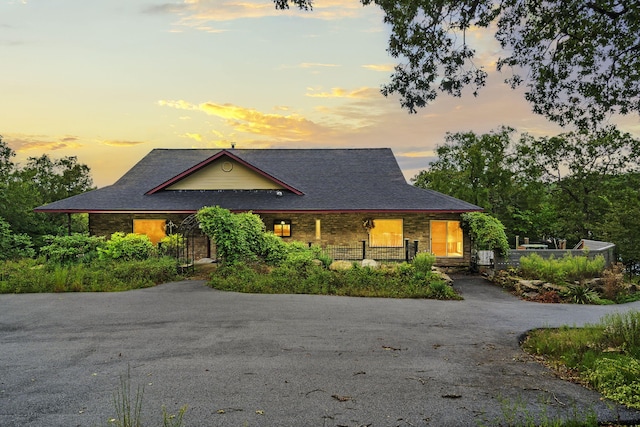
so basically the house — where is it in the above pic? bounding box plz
[35,148,482,266]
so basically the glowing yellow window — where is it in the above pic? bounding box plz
[369,219,403,247]
[431,220,463,257]
[133,219,166,245]
[274,220,291,237]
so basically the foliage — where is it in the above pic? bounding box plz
[0,257,178,293]
[519,253,605,285]
[412,252,435,275]
[197,206,271,264]
[158,233,184,258]
[461,212,510,257]
[39,233,104,264]
[207,260,460,299]
[99,232,156,261]
[111,367,144,427]
[0,136,94,249]
[0,217,35,260]
[514,127,640,243]
[276,0,640,130]
[523,311,640,410]
[563,284,599,305]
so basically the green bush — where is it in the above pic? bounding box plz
[412,252,436,275]
[0,257,178,293]
[461,212,510,257]
[39,233,104,264]
[197,206,266,264]
[587,356,640,409]
[158,233,185,258]
[98,232,156,261]
[519,253,605,285]
[206,260,460,299]
[601,310,640,355]
[0,217,35,260]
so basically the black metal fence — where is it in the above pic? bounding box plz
[315,240,419,262]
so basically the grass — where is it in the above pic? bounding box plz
[207,261,461,299]
[522,310,640,410]
[106,367,187,427]
[0,257,180,293]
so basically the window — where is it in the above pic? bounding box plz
[274,219,291,237]
[315,219,321,240]
[431,221,463,257]
[133,219,166,245]
[369,219,403,247]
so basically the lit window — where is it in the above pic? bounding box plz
[133,219,167,245]
[431,221,463,257]
[315,219,321,240]
[369,219,403,247]
[274,220,291,237]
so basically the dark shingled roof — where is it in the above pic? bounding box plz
[35,148,482,214]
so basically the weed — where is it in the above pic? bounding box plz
[111,367,144,427]
[522,311,640,410]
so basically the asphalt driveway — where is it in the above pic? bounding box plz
[1,275,639,427]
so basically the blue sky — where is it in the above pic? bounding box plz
[2,0,638,188]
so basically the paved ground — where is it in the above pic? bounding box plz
[1,275,639,427]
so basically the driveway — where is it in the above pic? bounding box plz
[1,275,639,427]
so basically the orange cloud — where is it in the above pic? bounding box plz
[151,0,369,31]
[305,87,378,99]
[362,63,395,72]
[101,140,146,147]
[159,99,328,141]
[4,134,83,152]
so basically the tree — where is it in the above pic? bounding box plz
[0,217,35,260]
[412,127,552,240]
[0,138,94,247]
[275,0,640,129]
[514,127,640,242]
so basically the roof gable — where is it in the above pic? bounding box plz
[146,150,303,195]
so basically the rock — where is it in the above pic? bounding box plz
[329,260,354,271]
[433,267,453,285]
[542,282,567,293]
[361,259,380,269]
[517,279,543,292]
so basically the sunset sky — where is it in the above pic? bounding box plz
[2,0,638,189]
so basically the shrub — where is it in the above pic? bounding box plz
[39,233,104,264]
[601,310,640,355]
[98,232,155,261]
[587,356,640,409]
[563,284,599,304]
[158,233,185,258]
[197,206,267,264]
[412,252,435,275]
[0,217,35,260]
[519,253,605,285]
[0,257,178,293]
[601,262,626,301]
[461,212,510,257]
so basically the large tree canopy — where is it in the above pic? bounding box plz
[275,0,640,129]
[414,127,640,266]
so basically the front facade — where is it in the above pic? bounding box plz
[36,148,481,266]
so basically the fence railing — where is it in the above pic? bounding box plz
[315,240,419,262]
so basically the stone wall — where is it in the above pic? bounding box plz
[89,211,471,266]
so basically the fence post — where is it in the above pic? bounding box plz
[362,240,367,260]
[414,241,419,259]
[404,239,410,262]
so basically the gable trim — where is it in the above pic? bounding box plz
[145,150,304,195]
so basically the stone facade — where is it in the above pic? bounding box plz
[89,211,471,267]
